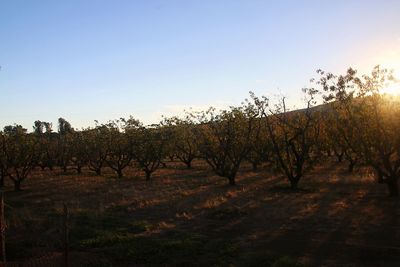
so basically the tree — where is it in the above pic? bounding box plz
[70,131,88,174]
[162,116,199,169]
[57,118,74,172]
[104,118,139,178]
[82,125,109,175]
[251,92,321,189]
[58,117,73,135]
[33,121,56,171]
[3,124,26,135]
[195,106,257,185]
[0,132,8,188]
[317,66,400,196]
[1,126,38,190]
[245,117,273,171]
[324,105,359,172]
[131,125,167,180]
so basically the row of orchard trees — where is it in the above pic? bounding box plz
[0,66,399,196]
[0,117,170,190]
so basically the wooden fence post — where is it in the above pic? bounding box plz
[63,203,69,267]
[0,191,6,267]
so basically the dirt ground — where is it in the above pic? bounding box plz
[3,160,400,266]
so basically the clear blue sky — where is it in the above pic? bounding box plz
[1,0,400,130]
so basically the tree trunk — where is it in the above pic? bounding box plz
[185,161,192,169]
[290,178,299,190]
[387,178,399,197]
[252,162,258,171]
[63,165,68,173]
[228,176,236,186]
[95,169,101,176]
[77,166,82,174]
[14,180,22,191]
[117,169,123,178]
[145,171,151,181]
[348,161,355,173]
[0,169,6,188]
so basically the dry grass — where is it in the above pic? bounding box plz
[2,160,400,266]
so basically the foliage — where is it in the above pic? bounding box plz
[162,115,199,169]
[2,65,400,197]
[194,105,257,185]
[82,125,110,175]
[131,125,167,180]
[103,119,138,178]
[251,93,321,189]
[317,66,400,196]
[1,126,39,190]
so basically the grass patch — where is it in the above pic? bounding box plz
[208,206,247,220]
[238,251,305,267]
[5,239,34,261]
[80,230,237,266]
[269,184,316,194]
[69,211,150,248]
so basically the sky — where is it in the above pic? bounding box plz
[1,0,400,130]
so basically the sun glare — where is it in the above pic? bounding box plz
[369,46,400,95]
[395,68,400,80]
[381,68,400,95]
[381,82,400,96]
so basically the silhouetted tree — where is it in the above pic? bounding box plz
[252,92,321,189]
[57,118,74,172]
[195,105,257,185]
[1,126,38,190]
[70,131,88,174]
[82,125,109,175]
[318,66,400,196]
[132,125,167,180]
[33,121,56,170]
[245,116,273,171]
[0,132,8,187]
[104,118,139,178]
[162,116,199,169]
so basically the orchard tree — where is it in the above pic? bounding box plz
[82,125,109,175]
[317,66,400,196]
[131,125,167,180]
[195,105,257,185]
[252,92,321,189]
[245,116,273,171]
[0,132,8,187]
[57,118,74,172]
[70,131,88,174]
[33,120,56,170]
[162,115,199,169]
[104,118,139,178]
[1,125,38,191]
[326,107,360,172]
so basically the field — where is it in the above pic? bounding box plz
[3,160,400,267]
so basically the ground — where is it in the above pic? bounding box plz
[3,160,400,266]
